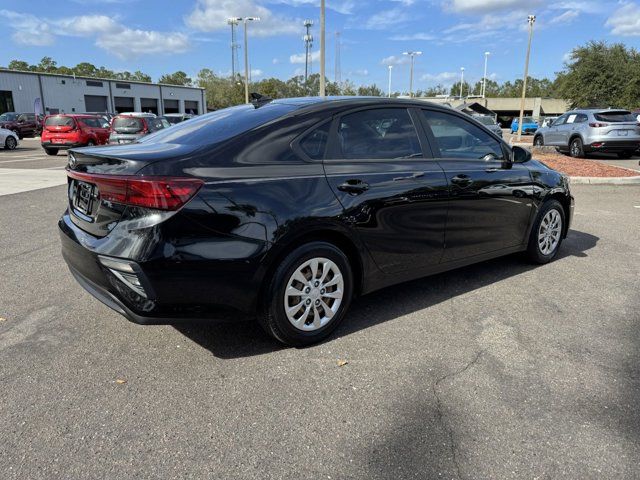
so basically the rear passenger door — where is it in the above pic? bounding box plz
[419,109,535,262]
[321,107,449,274]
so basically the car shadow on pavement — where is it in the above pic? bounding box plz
[174,229,598,359]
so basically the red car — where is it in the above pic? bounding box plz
[41,114,110,156]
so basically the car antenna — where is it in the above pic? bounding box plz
[250,92,273,108]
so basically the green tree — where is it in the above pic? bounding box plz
[357,84,383,96]
[37,56,58,73]
[7,60,31,71]
[159,71,192,86]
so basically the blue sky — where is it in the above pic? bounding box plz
[2,0,640,93]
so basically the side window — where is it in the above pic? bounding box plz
[336,108,421,160]
[299,122,330,160]
[554,114,569,126]
[421,110,504,160]
[17,114,27,122]
[575,114,588,123]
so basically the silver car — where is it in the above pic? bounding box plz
[0,127,19,150]
[533,109,640,158]
[108,113,170,145]
[472,115,503,138]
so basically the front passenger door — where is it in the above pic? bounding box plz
[420,109,535,262]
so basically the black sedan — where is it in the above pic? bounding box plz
[59,97,574,346]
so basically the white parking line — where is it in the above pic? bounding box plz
[0,157,55,164]
[0,169,67,195]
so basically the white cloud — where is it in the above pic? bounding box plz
[364,8,410,29]
[289,50,321,64]
[606,2,640,36]
[549,10,579,25]
[185,0,300,37]
[389,32,435,41]
[1,9,188,58]
[380,55,411,66]
[348,69,369,76]
[271,0,358,15]
[445,0,542,13]
[421,71,460,85]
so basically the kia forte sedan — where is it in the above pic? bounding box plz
[59,97,574,346]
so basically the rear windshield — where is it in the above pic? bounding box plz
[594,111,636,122]
[474,116,495,126]
[137,103,298,146]
[112,117,145,133]
[0,113,18,122]
[45,116,75,127]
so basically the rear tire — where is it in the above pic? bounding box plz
[4,136,17,150]
[569,137,584,158]
[44,148,59,156]
[527,200,565,264]
[86,140,95,147]
[258,242,353,347]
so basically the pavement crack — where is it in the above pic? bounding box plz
[432,350,484,480]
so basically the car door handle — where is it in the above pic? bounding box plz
[337,179,370,195]
[451,174,472,185]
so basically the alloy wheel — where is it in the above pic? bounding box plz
[6,136,17,150]
[283,257,344,331]
[538,209,562,255]
[571,140,581,157]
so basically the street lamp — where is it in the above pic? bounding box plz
[402,51,422,98]
[459,67,465,99]
[242,17,260,104]
[303,20,313,82]
[517,15,536,141]
[482,52,490,98]
[227,18,242,78]
[387,65,393,98]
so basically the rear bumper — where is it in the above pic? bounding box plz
[42,141,85,150]
[584,140,640,153]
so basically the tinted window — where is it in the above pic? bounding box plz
[575,114,588,123]
[0,113,18,122]
[137,103,297,146]
[594,111,636,122]
[147,118,170,131]
[336,108,421,160]
[422,110,504,160]
[474,116,495,126]
[299,122,330,160]
[80,117,103,128]
[45,116,75,127]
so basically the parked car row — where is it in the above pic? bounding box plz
[39,111,192,155]
[0,112,43,138]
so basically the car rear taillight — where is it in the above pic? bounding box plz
[589,122,609,128]
[67,171,203,210]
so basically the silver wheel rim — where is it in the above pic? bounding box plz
[571,141,580,156]
[538,209,562,255]
[7,137,16,149]
[535,137,542,146]
[283,257,344,332]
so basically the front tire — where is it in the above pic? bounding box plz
[534,135,544,147]
[4,136,17,150]
[44,148,59,156]
[569,137,584,158]
[527,200,565,264]
[258,242,353,346]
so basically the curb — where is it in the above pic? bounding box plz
[570,176,640,185]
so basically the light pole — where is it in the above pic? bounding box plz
[319,0,326,97]
[242,17,260,104]
[482,52,490,98]
[303,20,313,82]
[459,67,465,99]
[387,65,393,98]
[402,51,422,98]
[517,15,536,141]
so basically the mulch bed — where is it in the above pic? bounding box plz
[532,151,639,178]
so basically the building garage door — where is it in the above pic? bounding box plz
[84,95,108,113]
[141,98,158,115]
[164,99,179,114]
[114,96,134,114]
[185,101,199,114]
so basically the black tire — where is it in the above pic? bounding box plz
[617,151,633,159]
[44,148,59,156]
[569,137,584,158]
[527,200,565,264]
[258,242,353,346]
[86,140,95,147]
[533,135,544,147]
[4,136,17,150]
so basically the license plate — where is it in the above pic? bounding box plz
[52,138,65,144]
[74,181,95,215]
[617,130,629,136]
[118,139,131,144]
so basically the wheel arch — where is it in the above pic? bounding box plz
[546,192,572,238]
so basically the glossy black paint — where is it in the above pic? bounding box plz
[59,97,574,323]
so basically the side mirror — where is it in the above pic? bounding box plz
[511,146,532,164]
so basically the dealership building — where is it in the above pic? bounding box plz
[0,69,206,116]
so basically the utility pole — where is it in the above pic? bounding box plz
[319,0,326,97]
[482,52,490,98]
[227,18,241,78]
[459,67,465,99]
[303,20,313,82]
[388,65,393,98]
[334,31,341,84]
[243,17,260,104]
[402,51,422,98]
[517,15,536,141]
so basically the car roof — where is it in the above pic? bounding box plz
[45,113,101,118]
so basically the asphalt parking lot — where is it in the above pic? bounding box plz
[1,143,639,479]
